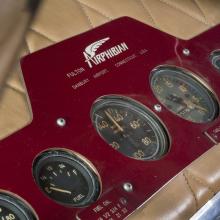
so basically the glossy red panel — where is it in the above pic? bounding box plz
[1,17,220,219]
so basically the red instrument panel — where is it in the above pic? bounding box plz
[0,17,220,220]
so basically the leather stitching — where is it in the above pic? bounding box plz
[184,170,216,196]
[159,0,211,26]
[76,0,113,20]
[183,173,198,211]
[138,0,157,27]
[75,0,94,28]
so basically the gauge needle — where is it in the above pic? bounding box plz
[50,187,72,195]
[183,100,207,112]
[177,105,187,114]
[104,110,124,132]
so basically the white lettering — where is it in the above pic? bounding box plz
[83,39,129,68]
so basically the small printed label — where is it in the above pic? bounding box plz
[84,198,128,220]
[76,186,140,220]
[73,194,85,202]
[66,67,85,78]
[72,78,90,90]
[205,122,220,144]
[65,48,148,91]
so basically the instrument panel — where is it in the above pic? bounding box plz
[1,17,220,220]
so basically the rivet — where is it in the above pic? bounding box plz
[123,183,133,192]
[183,48,190,56]
[56,118,66,127]
[154,104,162,112]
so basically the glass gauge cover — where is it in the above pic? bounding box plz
[150,66,219,123]
[210,50,220,70]
[0,192,37,220]
[91,95,169,160]
[33,149,101,207]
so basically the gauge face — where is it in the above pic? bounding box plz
[33,149,101,207]
[0,192,37,220]
[91,96,169,160]
[150,66,219,123]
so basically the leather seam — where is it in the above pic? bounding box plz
[5,84,26,96]
[24,38,31,53]
[159,0,211,26]
[185,170,216,196]
[138,0,157,27]
[183,172,198,211]
[76,0,113,21]
[29,28,56,43]
[193,0,211,25]
[6,42,29,93]
[75,0,94,28]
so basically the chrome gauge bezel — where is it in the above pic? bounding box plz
[91,95,170,161]
[150,65,219,123]
[32,149,101,207]
[0,191,37,220]
[210,50,220,70]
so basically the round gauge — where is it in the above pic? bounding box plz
[0,192,37,220]
[210,50,220,70]
[150,66,219,123]
[91,95,169,160]
[33,149,101,207]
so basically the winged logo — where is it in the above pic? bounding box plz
[84,37,110,58]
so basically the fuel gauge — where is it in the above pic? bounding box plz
[33,149,101,207]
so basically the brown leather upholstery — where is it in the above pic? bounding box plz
[1,1,220,219]
[0,0,39,140]
[0,0,29,86]
[129,143,220,220]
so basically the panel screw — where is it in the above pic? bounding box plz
[154,104,162,112]
[123,183,133,192]
[56,118,66,127]
[183,48,190,56]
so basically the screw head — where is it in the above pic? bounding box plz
[56,118,66,127]
[183,48,190,56]
[123,183,133,192]
[154,104,162,112]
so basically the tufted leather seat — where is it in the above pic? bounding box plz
[1,1,220,219]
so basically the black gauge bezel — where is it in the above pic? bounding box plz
[91,95,170,161]
[0,192,37,220]
[210,50,220,70]
[150,65,219,123]
[32,149,101,207]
